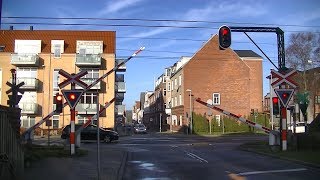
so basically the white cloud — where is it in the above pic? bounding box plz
[98,0,145,15]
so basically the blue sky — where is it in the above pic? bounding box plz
[2,0,320,110]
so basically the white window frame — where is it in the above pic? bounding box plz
[175,78,177,89]
[171,98,174,107]
[52,115,59,129]
[80,93,98,104]
[21,116,35,128]
[179,94,182,106]
[179,115,183,126]
[171,80,174,91]
[213,93,220,105]
[168,82,171,91]
[179,75,182,86]
[215,115,221,126]
[175,97,177,107]
[53,69,60,90]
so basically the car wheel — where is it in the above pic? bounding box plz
[104,136,111,143]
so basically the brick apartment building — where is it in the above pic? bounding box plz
[0,29,126,132]
[143,34,263,132]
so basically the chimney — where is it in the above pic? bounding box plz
[10,26,13,30]
[30,26,33,31]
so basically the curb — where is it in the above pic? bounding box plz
[239,146,320,169]
[117,151,128,180]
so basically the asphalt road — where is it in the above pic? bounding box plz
[117,133,320,180]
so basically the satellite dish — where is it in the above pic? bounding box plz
[207,99,213,105]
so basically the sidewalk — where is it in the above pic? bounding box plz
[23,144,127,180]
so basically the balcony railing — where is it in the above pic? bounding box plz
[11,53,39,66]
[115,59,126,71]
[19,102,38,114]
[75,54,101,66]
[115,82,126,93]
[75,78,100,90]
[115,105,125,115]
[115,74,125,82]
[75,103,98,114]
[14,78,39,90]
[115,92,125,102]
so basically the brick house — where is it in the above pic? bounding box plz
[160,35,263,132]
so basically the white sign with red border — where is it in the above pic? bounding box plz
[271,69,298,88]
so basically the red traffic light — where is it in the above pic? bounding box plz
[282,93,288,99]
[218,25,232,49]
[69,94,76,100]
[56,95,63,101]
[272,97,279,104]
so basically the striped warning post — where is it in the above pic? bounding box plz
[70,109,76,155]
[196,98,271,134]
[281,108,287,151]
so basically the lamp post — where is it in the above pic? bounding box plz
[186,89,192,134]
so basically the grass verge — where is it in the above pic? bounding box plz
[239,141,320,166]
[24,144,88,164]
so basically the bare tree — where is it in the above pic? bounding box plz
[286,32,320,120]
[286,32,320,91]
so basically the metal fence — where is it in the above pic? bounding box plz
[0,105,24,179]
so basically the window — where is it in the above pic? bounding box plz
[315,96,320,104]
[80,93,98,104]
[179,115,183,126]
[175,78,177,89]
[51,40,64,59]
[163,89,166,96]
[79,69,99,87]
[179,75,182,86]
[171,98,174,107]
[76,41,103,54]
[53,69,60,90]
[171,80,174,91]
[175,97,177,107]
[215,115,221,126]
[179,94,182,105]
[52,115,59,129]
[21,116,35,128]
[53,44,61,58]
[213,93,220,105]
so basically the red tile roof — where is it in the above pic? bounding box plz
[0,30,115,53]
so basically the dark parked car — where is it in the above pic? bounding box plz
[61,124,119,142]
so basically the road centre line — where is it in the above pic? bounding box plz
[186,152,208,163]
[237,168,307,176]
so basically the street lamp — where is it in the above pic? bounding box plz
[186,89,192,134]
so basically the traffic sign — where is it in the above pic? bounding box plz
[58,70,88,89]
[6,81,25,94]
[62,90,83,109]
[271,69,297,88]
[274,89,295,108]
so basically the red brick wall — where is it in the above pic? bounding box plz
[183,35,263,118]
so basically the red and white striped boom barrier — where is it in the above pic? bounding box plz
[195,98,272,133]
[22,47,145,140]
[75,98,115,136]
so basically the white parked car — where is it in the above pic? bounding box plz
[288,122,306,133]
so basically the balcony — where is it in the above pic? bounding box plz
[14,78,39,90]
[115,74,125,82]
[115,105,125,115]
[11,53,39,66]
[75,54,101,66]
[115,82,126,93]
[75,103,98,114]
[115,59,126,72]
[75,78,101,90]
[115,92,125,102]
[19,102,38,114]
